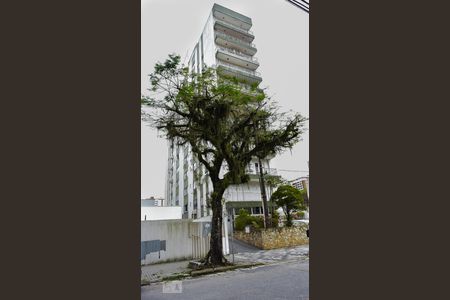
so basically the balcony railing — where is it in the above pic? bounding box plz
[216,61,261,77]
[215,31,256,49]
[215,19,254,36]
[216,46,258,63]
[246,167,278,176]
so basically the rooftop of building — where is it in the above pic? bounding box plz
[212,3,252,25]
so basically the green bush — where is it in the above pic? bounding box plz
[291,211,305,220]
[235,209,264,231]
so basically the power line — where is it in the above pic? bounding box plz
[285,0,309,14]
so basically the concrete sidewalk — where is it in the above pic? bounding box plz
[141,260,191,283]
[141,243,309,284]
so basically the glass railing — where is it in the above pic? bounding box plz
[215,61,261,78]
[215,19,254,36]
[215,31,256,49]
[216,46,259,63]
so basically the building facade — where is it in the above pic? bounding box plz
[165,4,277,225]
[141,197,164,207]
[289,176,309,193]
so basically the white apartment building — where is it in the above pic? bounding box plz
[289,176,309,194]
[165,4,278,226]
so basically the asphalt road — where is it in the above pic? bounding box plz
[141,260,309,300]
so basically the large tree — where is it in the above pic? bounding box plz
[271,185,307,227]
[142,54,307,266]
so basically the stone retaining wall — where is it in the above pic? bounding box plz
[234,224,309,250]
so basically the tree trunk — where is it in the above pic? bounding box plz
[206,182,227,266]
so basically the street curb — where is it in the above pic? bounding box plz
[141,262,265,285]
[189,263,264,277]
[141,279,151,286]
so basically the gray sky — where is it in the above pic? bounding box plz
[141,0,309,198]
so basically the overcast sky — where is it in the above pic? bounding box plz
[141,0,309,198]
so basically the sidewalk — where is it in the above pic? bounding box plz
[141,260,191,283]
[141,243,309,284]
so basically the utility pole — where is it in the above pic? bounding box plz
[258,158,271,228]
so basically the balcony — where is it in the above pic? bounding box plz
[246,167,278,176]
[214,19,254,43]
[215,32,257,56]
[212,4,252,31]
[215,61,262,84]
[217,46,258,63]
[216,46,259,71]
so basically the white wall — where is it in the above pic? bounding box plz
[141,219,211,265]
[141,206,182,221]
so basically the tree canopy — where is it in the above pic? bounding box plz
[271,185,307,227]
[142,54,307,265]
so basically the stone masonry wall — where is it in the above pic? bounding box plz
[234,224,309,250]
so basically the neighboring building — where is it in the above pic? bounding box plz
[141,207,182,221]
[141,196,164,207]
[165,4,276,222]
[289,176,310,208]
[141,197,181,221]
[290,177,306,190]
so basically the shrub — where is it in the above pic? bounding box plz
[235,209,264,231]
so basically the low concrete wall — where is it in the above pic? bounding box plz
[141,219,210,265]
[234,224,309,250]
[141,206,182,221]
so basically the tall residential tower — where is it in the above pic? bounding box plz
[165,4,277,224]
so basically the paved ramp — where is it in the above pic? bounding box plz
[228,237,260,254]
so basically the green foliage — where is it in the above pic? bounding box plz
[235,209,264,231]
[141,54,307,189]
[271,185,306,227]
[264,175,287,189]
[292,210,305,220]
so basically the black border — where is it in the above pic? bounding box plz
[311,0,450,299]
[2,0,450,298]
[2,0,140,298]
